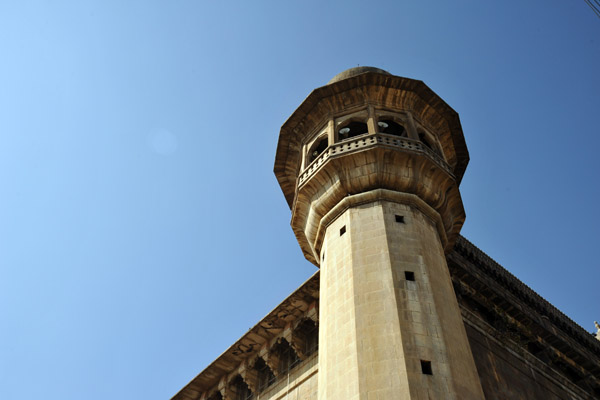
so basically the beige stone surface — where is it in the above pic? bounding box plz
[260,353,318,400]
[319,199,484,399]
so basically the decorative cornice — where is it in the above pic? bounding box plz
[290,143,465,265]
[451,236,600,395]
[461,307,592,400]
[172,236,600,399]
[453,236,600,356]
[171,273,319,400]
[297,133,453,189]
[314,189,449,259]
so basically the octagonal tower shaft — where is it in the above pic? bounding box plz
[274,68,484,399]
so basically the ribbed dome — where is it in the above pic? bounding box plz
[328,66,391,84]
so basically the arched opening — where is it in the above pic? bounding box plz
[272,339,300,375]
[377,119,406,137]
[338,120,368,141]
[307,136,329,164]
[295,319,318,357]
[253,357,275,393]
[231,375,254,400]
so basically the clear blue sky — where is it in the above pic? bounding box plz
[0,1,598,399]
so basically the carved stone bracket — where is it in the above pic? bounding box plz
[201,389,220,400]
[218,377,234,400]
[259,345,281,377]
[284,325,307,361]
[173,274,320,400]
[306,302,318,323]
[238,359,259,394]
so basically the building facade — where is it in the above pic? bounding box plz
[172,68,600,400]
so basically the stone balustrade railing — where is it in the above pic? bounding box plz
[298,133,454,188]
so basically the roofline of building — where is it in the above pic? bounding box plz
[454,236,600,354]
[171,272,320,400]
[172,236,599,399]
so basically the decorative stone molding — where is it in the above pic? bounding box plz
[290,137,465,264]
[275,72,469,211]
[305,302,318,324]
[451,236,600,396]
[461,307,593,400]
[454,236,600,354]
[238,360,259,394]
[201,389,219,400]
[259,344,281,378]
[171,273,319,400]
[314,189,448,259]
[284,324,307,361]
[217,377,233,400]
[298,133,453,187]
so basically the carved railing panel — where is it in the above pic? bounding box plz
[298,133,454,187]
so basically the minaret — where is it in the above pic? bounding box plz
[274,67,485,399]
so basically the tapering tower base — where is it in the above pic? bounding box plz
[318,191,484,399]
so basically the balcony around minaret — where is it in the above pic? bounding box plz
[274,69,469,265]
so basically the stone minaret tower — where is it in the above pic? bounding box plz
[274,67,485,399]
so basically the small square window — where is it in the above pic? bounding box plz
[340,226,346,236]
[421,360,432,375]
[405,271,415,281]
[395,215,405,223]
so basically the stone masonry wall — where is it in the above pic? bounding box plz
[318,200,484,399]
[259,353,318,400]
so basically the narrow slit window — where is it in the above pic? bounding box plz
[340,226,346,236]
[395,215,405,223]
[405,271,415,281]
[421,360,433,375]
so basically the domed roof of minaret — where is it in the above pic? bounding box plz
[328,66,391,84]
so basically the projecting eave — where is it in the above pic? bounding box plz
[172,237,600,398]
[171,272,320,400]
[274,71,469,209]
[451,236,600,388]
[453,236,600,354]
